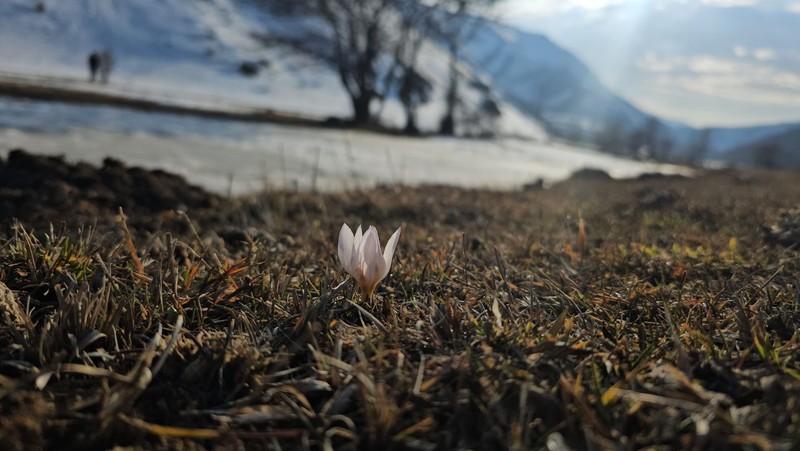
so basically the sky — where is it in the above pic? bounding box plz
[502,0,800,127]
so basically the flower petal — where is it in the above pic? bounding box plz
[338,223,355,275]
[356,226,374,255]
[354,225,363,247]
[350,225,364,273]
[380,227,401,281]
[360,226,385,288]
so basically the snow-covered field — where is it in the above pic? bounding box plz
[0,96,690,195]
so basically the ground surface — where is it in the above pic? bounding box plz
[0,152,798,450]
[0,73,324,126]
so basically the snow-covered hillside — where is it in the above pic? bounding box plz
[460,21,645,135]
[2,0,797,159]
[721,125,800,168]
[0,0,546,138]
[456,20,800,156]
[706,123,800,156]
[0,0,694,194]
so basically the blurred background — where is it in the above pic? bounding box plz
[0,0,796,194]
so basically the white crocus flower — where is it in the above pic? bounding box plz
[338,223,401,299]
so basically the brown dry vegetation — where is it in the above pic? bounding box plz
[0,77,321,128]
[0,151,799,450]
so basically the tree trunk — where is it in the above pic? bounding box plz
[404,109,419,135]
[351,95,372,125]
[439,77,456,135]
[440,46,458,136]
[439,113,454,136]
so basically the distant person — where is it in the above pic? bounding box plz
[88,51,101,82]
[99,50,114,83]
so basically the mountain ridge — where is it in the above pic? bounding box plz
[458,19,800,158]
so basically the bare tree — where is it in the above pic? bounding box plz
[255,0,503,131]
[638,116,674,161]
[256,0,397,125]
[397,68,433,134]
[422,0,503,135]
[386,4,433,133]
[658,137,675,162]
[756,143,780,169]
[688,128,711,166]
[642,117,660,160]
[595,119,626,155]
[474,96,502,137]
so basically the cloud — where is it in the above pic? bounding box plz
[730,45,777,61]
[638,52,674,73]
[503,0,626,17]
[753,47,776,60]
[504,0,800,28]
[507,0,799,18]
[507,0,758,17]
[700,0,758,6]
[688,56,740,74]
[638,53,800,106]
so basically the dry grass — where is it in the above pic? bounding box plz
[0,77,321,127]
[1,169,799,450]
